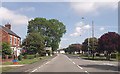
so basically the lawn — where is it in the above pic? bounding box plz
[1,67,17,72]
[3,56,50,65]
[1,56,52,72]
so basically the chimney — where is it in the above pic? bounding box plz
[5,23,11,30]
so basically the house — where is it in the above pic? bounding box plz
[0,23,21,58]
[44,47,52,56]
[58,49,65,54]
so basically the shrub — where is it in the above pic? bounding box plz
[116,52,120,61]
[27,55,35,59]
[111,53,116,58]
[96,53,100,56]
[24,54,27,59]
[18,55,23,61]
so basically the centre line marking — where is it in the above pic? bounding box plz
[77,65,83,69]
[73,62,76,64]
[31,69,37,72]
[85,71,89,74]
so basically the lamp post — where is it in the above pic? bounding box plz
[81,17,90,57]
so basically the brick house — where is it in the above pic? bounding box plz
[0,23,21,58]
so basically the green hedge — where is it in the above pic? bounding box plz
[111,53,116,58]
[117,52,120,61]
[18,55,23,61]
[23,55,35,59]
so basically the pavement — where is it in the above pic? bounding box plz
[2,54,119,74]
[0,64,25,67]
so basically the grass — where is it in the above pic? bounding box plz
[1,56,52,72]
[3,56,51,65]
[1,67,17,72]
[68,53,117,61]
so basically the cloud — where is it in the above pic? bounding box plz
[0,7,30,25]
[70,22,91,37]
[70,2,117,15]
[99,27,105,31]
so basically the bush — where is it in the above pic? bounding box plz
[24,54,27,59]
[27,55,35,59]
[116,52,120,61]
[34,54,39,58]
[111,53,116,58]
[7,55,12,59]
[18,55,23,61]
[96,53,100,57]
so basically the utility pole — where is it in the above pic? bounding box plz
[92,21,94,49]
[92,21,95,58]
[92,21,94,38]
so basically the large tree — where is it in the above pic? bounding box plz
[98,32,120,60]
[23,18,66,55]
[65,44,82,54]
[82,37,98,58]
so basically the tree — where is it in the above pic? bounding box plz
[98,32,120,60]
[28,18,66,50]
[23,17,66,55]
[65,44,82,54]
[82,37,98,59]
[22,32,45,55]
[2,42,12,57]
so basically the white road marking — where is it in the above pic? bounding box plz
[77,65,83,69]
[31,69,37,72]
[103,63,115,66]
[90,61,96,62]
[65,55,84,70]
[85,71,89,74]
[72,62,75,64]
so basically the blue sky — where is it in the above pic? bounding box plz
[0,2,118,49]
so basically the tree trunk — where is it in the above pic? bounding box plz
[92,53,95,59]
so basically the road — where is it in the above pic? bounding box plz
[28,54,118,73]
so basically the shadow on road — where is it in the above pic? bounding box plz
[79,64,118,71]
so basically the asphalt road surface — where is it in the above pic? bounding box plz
[28,54,118,74]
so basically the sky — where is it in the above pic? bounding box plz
[0,0,119,49]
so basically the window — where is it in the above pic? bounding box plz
[10,35,12,45]
[14,36,16,45]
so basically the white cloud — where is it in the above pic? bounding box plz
[0,7,30,25]
[99,27,105,31]
[70,22,91,37]
[70,2,117,15]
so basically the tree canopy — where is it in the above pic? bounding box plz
[82,37,98,52]
[23,17,66,55]
[98,32,120,53]
[2,42,12,55]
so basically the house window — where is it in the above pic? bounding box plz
[14,36,16,45]
[10,35,12,45]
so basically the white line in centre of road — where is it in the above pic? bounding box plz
[73,62,76,64]
[77,65,83,69]
[85,71,89,74]
[31,69,38,72]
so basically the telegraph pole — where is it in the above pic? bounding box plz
[92,21,95,58]
[92,21,94,38]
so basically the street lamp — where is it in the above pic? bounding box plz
[81,17,90,57]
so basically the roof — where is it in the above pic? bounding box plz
[0,25,20,38]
